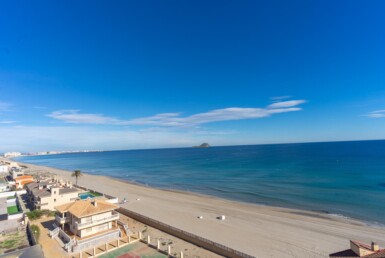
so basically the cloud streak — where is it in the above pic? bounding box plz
[47,110,123,124]
[0,102,12,112]
[366,110,385,118]
[48,99,307,127]
[0,120,16,124]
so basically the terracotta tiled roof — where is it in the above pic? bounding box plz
[330,241,385,258]
[55,199,118,218]
[351,241,372,251]
[365,250,385,258]
[15,175,33,181]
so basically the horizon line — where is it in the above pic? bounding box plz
[9,138,385,156]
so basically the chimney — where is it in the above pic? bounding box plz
[92,200,97,207]
[372,242,379,251]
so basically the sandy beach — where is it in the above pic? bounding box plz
[11,159,385,258]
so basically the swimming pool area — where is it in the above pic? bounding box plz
[79,191,103,200]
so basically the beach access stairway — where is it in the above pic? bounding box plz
[117,220,131,236]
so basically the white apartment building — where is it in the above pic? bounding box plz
[26,181,79,210]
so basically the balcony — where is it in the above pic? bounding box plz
[72,229,120,252]
[55,215,70,224]
[75,213,119,230]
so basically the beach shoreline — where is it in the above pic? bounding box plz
[7,158,385,257]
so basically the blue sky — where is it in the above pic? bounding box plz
[1,0,385,152]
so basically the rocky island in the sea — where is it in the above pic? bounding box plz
[193,143,210,148]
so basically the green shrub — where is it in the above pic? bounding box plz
[26,210,42,220]
[30,225,40,242]
[42,210,56,217]
[26,209,56,220]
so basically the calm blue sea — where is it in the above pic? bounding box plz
[16,140,385,225]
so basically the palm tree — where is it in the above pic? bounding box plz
[72,169,83,185]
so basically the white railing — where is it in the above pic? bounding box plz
[55,215,69,224]
[75,213,119,229]
[58,228,72,243]
[64,238,74,252]
[72,229,120,253]
[118,220,132,236]
[123,224,132,236]
[49,227,59,238]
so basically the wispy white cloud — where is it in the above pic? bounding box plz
[268,100,307,109]
[47,110,124,124]
[0,102,12,112]
[47,99,307,127]
[0,120,16,124]
[366,110,385,118]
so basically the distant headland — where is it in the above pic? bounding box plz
[193,143,210,148]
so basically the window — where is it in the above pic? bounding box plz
[54,199,56,202]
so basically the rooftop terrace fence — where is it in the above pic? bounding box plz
[117,207,255,258]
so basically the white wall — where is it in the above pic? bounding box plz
[79,222,112,238]
[80,211,112,224]
[39,190,79,210]
[0,190,25,200]
[8,213,23,220]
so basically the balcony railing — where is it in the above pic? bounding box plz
[75,213,119,229]
[55,215,70,224]
[72,229,120,253]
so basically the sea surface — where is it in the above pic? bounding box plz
[16,140,385,225]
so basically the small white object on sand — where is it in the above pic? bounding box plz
[136,198,140,201]
[197,216,203,219]
[218,215,226,220]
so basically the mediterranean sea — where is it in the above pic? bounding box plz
[16,140,385,224]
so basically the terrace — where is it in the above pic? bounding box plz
[61,223,123,241]
[74,212,120,230]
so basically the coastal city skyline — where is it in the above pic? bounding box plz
[1,1,385,152]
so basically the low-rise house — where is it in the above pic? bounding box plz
[0,165,8,173]
[9,168,24,180]
[55,199,119,237]
[0,177,10,192]
[330,240,385,257]
[14,175,34,189]
[26,180,79,210]
[54,199,121,252]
